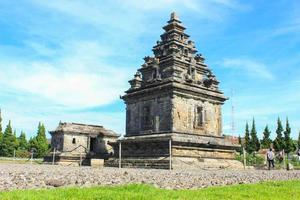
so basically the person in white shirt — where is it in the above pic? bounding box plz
[266,148,275,170]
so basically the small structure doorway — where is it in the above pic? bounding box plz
[90,137,96,152]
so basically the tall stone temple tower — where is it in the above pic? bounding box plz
[106,13,242,169]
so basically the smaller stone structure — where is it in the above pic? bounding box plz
[44,122,119,165]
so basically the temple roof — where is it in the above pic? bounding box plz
[170,12,180,21]
[50,122,119,137]
[125,12,225,101]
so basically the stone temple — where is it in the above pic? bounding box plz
[105,13,242,169]
[44,122,118,166]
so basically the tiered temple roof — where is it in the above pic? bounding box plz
[127,12,224,101]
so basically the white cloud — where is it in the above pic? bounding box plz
[31,0,245,25]
[0,41,130,107]
[1,106,125,138]
[0,1,250,111]
[0,0,258,138]
[222,58,274,80]
[222,81,300,138]
[266,22,300,38]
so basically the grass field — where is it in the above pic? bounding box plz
[1,180,300,200]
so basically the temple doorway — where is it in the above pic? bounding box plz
[90,137,96,152]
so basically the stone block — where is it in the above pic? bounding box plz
[90,159,104,168]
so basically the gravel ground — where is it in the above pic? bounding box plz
[1,163,300,191]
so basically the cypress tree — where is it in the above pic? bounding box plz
[13,129,19,149]
[261,125,272,149]
[18,131,28,150]
[284,118,294,155]
[238,135,242,146]
[298,130,300,149]
[0,120,18,156]
[244,122,252,153]
[273,117,284,151]
[250,118,260,152]
[29,137,38,151]
[30,122,49,157]
[0,109,3,145]
[237,135,243,154]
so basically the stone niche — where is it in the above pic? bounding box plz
[172,95,222,136]
[126,94,172,135]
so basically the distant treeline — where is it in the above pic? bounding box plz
[239,117,300,155]
[0,110,50,158]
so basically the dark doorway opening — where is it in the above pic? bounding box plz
[90,137,96,152]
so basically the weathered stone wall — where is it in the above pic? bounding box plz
[94,136,116,155]
[63,134,88,154]
[103,137,117,154]
[126,95,172,135]
[172,146,235,159]
[113,141,169,157]
[62,134,117,156]
[51,132,64,151]
[105,138,240,169]
[172,95,222,136]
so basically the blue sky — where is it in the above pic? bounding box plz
[0,0,299,139]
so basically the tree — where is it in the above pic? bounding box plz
[0,109,3,145]
[244,122,252,153]
[237,135,243,153]
[284,118,294,155]
[0,110,3,156]
[298,130,300,149]
[238,135,242,146]
[29,137,38,150]
[29,122,49,157]
[18,131,28,150]
[273,117,284,151]
[0,120,18,156]
[13,129,19,148]
[261,125,272,149]
[250,118,260,152]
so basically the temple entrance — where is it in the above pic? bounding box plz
[90,137,96,152]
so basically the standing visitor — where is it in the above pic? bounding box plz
[267,148,275,170]
[297,149,300,161]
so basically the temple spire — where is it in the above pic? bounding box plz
[170,12,180,22]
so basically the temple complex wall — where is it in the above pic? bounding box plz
[171,95,222,136]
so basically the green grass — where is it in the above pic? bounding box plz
[1,180,300,200]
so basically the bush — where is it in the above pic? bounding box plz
[235,153,265,167]
[15,150,31,158]
[288,155,300,167]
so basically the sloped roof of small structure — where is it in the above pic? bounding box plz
[50,122,119,137]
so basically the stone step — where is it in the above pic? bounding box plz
[105,158,170,169]
[43,155,90,166]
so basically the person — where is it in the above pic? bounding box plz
[297,149,300,162]
[266,148,275,170]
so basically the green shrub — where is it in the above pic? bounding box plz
[15,150,30,158]
[235,153,265,167]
